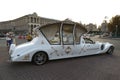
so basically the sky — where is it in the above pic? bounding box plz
[0,0,120,26]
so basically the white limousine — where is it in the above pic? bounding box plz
[9,21,114,65]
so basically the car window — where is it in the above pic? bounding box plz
[74,25,83,44]
[84,38,94,44]
[40,24,60,45]
[62,24,74,45]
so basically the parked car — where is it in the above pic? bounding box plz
[9,22,114,65]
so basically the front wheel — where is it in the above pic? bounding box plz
[106,46,114,54]
[32,52,48,65]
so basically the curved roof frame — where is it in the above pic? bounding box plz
[39,21,87,33]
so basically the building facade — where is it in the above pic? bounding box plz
[101,20,108,33]
[85,23,98,32]
[0,12,59,35]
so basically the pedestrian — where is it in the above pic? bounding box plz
[6,32,13,47]
[6,32,10,47]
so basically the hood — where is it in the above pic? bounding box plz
[95,41,110,44]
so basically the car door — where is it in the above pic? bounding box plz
[73,25,86,56]
[61,24,86,57]
[61,24,75,57]
[40,23,64,58]
[83,38,99,55]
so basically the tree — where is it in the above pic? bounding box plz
[108,15,120,36]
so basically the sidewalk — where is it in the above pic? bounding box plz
[111,38,120,40]
[91,35,120,40]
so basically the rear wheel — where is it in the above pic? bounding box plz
[32,52,48,65]
[106,46,114,54]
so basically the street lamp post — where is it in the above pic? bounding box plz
[115,25,118,37]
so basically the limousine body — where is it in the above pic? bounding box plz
[9,21,114,65]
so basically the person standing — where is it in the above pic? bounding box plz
[6,32,13,47]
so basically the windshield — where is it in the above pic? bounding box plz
[83,38,94,44]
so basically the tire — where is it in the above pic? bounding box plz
[106,46,114,54]
[32,52,48,65]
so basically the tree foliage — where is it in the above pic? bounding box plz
[108,15,120,33]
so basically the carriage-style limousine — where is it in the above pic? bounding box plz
[9,21,114,65]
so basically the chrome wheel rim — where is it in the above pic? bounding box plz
[34,53,47,65]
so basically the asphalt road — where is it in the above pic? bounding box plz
[0,37,120,80]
